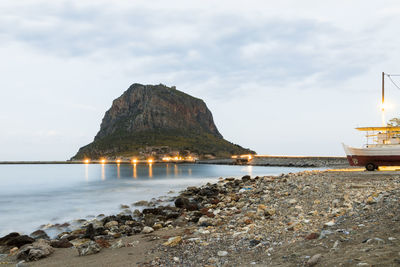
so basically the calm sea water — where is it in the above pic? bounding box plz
[0,163,312,236]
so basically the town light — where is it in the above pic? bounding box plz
[148,159,153,164]
[131,159,137,164]
[84,159,90,164]
[116,159,121,164]
[101,159,106,164]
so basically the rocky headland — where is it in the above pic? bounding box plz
[1,170,399,266]
[72,83,254,160]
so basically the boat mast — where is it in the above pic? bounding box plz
[382,71,385,110]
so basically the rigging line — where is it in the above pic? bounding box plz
[387,75,400,91]
[386,74,400,76]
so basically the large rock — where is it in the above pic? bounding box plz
[6,235,35,248]
[76,241,101,256]
[30,230,49,240]
[0,232,20,245]
[84,224,95,240]
[17,239,54,261]
[50,239,73,248]
[174,197,199,211]
[71,83,255,159]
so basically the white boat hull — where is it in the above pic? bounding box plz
[342,143,400,167]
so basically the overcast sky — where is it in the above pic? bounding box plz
[1,0,400,160]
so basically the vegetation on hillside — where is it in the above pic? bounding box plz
[73,129,255,159]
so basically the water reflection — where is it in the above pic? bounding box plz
[174,164,178,177]
[133,164,137,179]
[166,164,170,176]
[117,164,120,179]
[85,163,89,181]
[101,163,105,180]
[188,168,192,176]
[246,165,253,176]
[149,164,153,178]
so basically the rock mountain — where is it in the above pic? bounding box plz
[72,83,254,159]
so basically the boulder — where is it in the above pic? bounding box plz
[76,241,101,256]
[7,235,35,248]
[104,221,119,229]
[242,175,251,181]
[174,197,199,211]
[50,239,73,248]
[0,232,20,245]
[142,208,164,216]
[133,200,150,206]
[29,230,49,240]
[84,224,95,240]
[17,239,54,261]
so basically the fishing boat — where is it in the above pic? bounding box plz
[343,72,400,171]
[342,126,400,171]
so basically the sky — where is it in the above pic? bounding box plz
[1,0,400,160]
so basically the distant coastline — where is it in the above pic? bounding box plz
[0,156,348,168]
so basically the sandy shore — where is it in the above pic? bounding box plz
[1,169,399,266]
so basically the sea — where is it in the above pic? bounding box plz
[0,163,315,237]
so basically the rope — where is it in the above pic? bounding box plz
[387,74,400,91]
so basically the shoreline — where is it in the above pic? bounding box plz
[0,156,349,168]
[1,168,399,266]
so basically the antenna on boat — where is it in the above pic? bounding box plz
[382,72,385,111]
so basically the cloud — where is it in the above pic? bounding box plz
[0,1,380,94]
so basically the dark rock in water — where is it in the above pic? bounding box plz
[174,197,199,211]
[175,197,190,208]
[116,215,133,222]
[30,230,49,240]
[0,232,20,245]
[133,200,150,206]
[142,208,164,216]
[84,224,95,240]
[6,235,35,248]
[50,239,73,248]
[242,175,251,181]
[71,83,255,160]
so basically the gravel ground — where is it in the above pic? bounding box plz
[144,170,400,266]
[1,170,399,266]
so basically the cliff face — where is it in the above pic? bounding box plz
[72,83,255,159]
[95,83,222,140]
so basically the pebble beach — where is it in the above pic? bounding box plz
[1,169,399,266]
